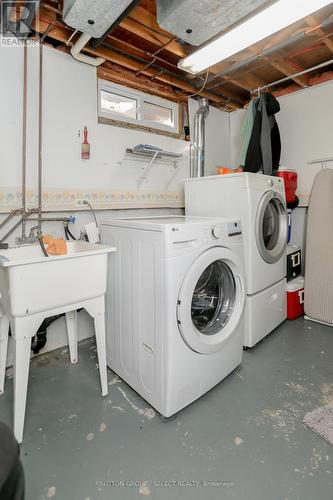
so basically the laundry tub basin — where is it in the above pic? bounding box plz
[0,241,116,317]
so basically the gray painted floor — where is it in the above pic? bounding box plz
[0,318,332,500]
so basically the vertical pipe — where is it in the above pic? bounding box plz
[21,43,28,238]
[38,40,43,236]
[190,97,209,178]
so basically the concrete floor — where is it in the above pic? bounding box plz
[0,318,332,500]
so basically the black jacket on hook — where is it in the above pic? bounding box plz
[244,92,281,175]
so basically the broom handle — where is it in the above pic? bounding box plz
[84,126,88,144]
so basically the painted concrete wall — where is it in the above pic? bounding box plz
[3,43,330,368]
[1,45,229,367]
[229,79,333,206]
[229,81,333,263]
[0,44,189,213]
[0,45,188,366]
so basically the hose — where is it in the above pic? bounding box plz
[66,226,77,240]
[39,237,48,257]
[64,224,77,241]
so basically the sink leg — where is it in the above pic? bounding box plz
[66,310,78,364]
[13,336,31,444]
[94,311,108,397]
[0,313,9,395]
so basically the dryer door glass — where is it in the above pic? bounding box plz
[191,260,236,336]
[256,192,287,264]
[262,199,280,250]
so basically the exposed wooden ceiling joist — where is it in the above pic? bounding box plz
[306,14,333,53]
[118,6,189,58]
[34,10,243,109]
[35,1,333,111]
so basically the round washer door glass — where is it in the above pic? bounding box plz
[256,192,287,264]
[191,260,235,336]
[177,247,245,354]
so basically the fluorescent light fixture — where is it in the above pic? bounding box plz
[178,0,333,74]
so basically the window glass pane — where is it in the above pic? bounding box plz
[142,101,173,126]
[101,90,137,119]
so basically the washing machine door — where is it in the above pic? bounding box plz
[255,191,287,264]
[177,247,245,354]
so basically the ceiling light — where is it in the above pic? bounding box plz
[178,0,333,74]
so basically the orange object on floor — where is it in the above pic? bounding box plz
[42,235,67,255]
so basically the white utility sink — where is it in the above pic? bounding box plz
[0,240,116,443]
[0,241,116,317]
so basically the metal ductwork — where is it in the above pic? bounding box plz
[63,0,140,65]
[70,33,105,66]
[191,98,210,178]
[63,0,135,38]
[156,0,274,46]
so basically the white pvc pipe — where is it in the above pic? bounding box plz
[70,33,105,67]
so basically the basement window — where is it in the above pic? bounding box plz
[98,80,179,135]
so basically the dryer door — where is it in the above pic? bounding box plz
[177,247,245,354]
[256,191,287,264]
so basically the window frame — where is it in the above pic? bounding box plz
[98,79,179,134]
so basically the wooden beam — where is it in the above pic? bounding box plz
[269,60,309,88]
[33,13,242,109]
[98,63,184,102]
[118,6,189,58]
[273,70,333,98]
[247,47,310,88]
[306,15,333,53]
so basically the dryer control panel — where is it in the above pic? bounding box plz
[249,173,285,195]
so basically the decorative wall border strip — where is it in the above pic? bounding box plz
[0,188,184,212]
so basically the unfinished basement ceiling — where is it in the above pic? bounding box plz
[156,0,274,46]
[27,0,333,110]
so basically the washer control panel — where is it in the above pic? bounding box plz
[226,221,242,238]
[211,226,222,239]
[166,218,242,256]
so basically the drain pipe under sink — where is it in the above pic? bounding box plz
[190,97,210,178]
[70,32,105,66]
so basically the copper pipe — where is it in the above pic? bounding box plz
[0,209,23,231]
[287,43,324,60]
[107,34,180,71]
[150,69,164,81]
[37,40,43,237]
[41,2,62,15]
[135,37,177,76]
[0,211,35,245]
[21,43,28,238]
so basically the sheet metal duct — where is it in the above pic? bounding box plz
[157,0,274,46]
[63,0,133,38]
[191,98,209,178]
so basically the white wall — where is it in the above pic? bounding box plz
[0,45,190,213]
[0,44,191,367]
[229,80,333,206]
[4,42,329,367]
[228,82,333,264]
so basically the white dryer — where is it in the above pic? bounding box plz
[102,216,245,418]
[185,173,288,348]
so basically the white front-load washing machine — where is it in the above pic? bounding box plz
[101,216,245,418]
[185,173,288,348]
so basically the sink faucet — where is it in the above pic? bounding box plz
[29,226,40,239]
[15,226,40,246]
